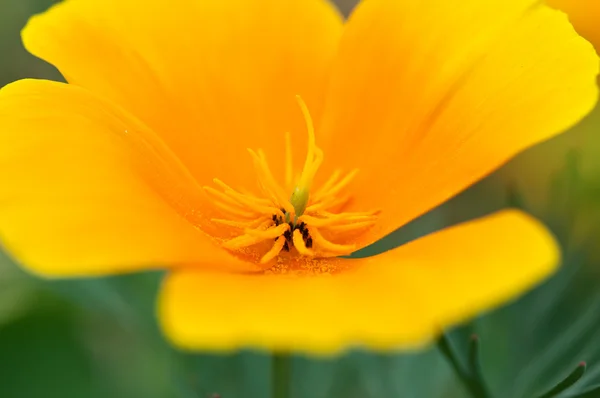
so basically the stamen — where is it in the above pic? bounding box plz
[204,191,258,218]
[313,170,341,198]
[213,179,273,206]
[308,227,355,255]
[311,169,359,203]
[203,95,378,268]
[212,179,283,216]
[204,187,270,220]
[247,149,281,204]
[248,148,295,216]
[223,223,290,250]
[304,147,324,187]
[203,186,242,207]
[305,195,350,213]
[293,229,314,256]
[260,236,287,265]
[246,222,288,237]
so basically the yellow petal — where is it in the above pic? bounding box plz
[319,0,599,248]
[0,79,255,276]
[159,210,558,354]
[548,0,600,50]
[23,0,343,190]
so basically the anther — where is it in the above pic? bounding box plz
[260,235,287,265]
[293,229,314,256]
[302,228,309,240]
[306,236,313,248]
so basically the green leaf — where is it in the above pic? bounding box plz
[536,362,586,398]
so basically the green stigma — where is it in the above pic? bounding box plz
[290,186,310,218]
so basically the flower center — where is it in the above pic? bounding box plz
[204,96,378,267]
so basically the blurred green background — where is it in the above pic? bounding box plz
[1,1,600,397]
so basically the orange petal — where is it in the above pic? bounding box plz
[23,0,343,189]
[319,0,599,247]
[159,210,558,353]
[548,0,600,50]
[0,79,254,276]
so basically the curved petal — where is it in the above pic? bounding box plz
[0,79,255,276]
[23,0,344,189]
[159,210,558,353]
[549,0,600,50]
[318,0,599,247]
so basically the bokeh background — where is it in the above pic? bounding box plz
[1,1,600,397]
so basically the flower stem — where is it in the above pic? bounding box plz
[437,333,491,398]
[272,352,292,398]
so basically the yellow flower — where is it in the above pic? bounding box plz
[0,0,597,354]
[549,0,600,51]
